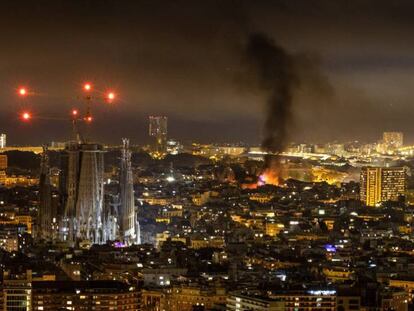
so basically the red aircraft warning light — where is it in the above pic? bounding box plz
[72,109,79,117]
[106,91,115,102]
[21,112,31,121]
[85,115,93,123]
[18,88,27,96]
[83,83,92,91]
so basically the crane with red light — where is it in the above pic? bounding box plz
[16,82,118,143]
[19,87,27,96]
[21,111,31,121]
[17,86,33,122]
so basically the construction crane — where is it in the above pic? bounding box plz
[16,82,117,143]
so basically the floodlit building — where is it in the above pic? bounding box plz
[60,142,109,244]
[0,134,6,148]
[2,270,32,311]
[31,280,140,310]
[227,292,285,310]
[0,154,7,185]
[360,167,406,206]
[118,138,140,245]
[227,290,338,311]
[149,116,168,157]
[168,286,227,311]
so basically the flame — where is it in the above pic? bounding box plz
[258,168,280,186]
[241,183,258,190]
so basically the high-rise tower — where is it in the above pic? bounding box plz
[149,116,167,157]
[0,133,6,148]
[119,138,140,245]
[360,166,406,207]
[37,145,53,240]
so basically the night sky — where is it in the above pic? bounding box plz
[2,0,414,145]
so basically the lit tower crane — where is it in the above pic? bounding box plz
[16,82,117,141]
[16,82,118,246]
[70,82,117,143]
[17,86,32,121]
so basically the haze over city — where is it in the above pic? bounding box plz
[1,1,414,311]
[2,0,414,144]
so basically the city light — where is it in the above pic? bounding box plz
[325,244,337,253]
[307,290,337,296]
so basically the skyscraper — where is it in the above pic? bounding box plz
[37,145,53,240]
[149,116,168,157]
[60,142,107,245]
[0,133,6,148]
[360,167,406,207]
[119,138,140,245]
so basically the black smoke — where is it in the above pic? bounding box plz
[244,32,298,176]
[246,33,298,153]
[243,32,331,179]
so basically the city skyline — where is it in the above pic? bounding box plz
[2,1,414,308]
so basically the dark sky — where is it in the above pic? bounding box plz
[2,0,414,145]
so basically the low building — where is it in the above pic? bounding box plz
[31,280,140,310]
[227,292,284,310]
[228,290,338,311]
[168,286,226,311]
[2,270,32,311]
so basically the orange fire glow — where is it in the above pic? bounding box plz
[241,183,258,190]
[259,169,280,186]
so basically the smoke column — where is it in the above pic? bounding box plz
[244,32,299,184]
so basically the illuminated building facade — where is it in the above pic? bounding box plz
[0,155,7,169]
[119,138,140,245]
[2,270,32,311]
[166,139,183,155]
[0,223,30,252]
[227,290,339,310]
[31,281,140,311]
[60,142,110,244]
[0,154,7,185]
[0,133,6,148]
[149,116,168,157]
[360,167,406,207]
[142,289,166,311]
[167,286,227,311]
[265,221,285,237]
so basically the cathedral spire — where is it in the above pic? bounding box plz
[119,138,140,245]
